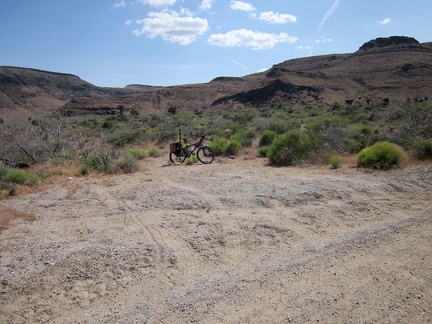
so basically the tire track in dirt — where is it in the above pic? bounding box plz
[89,181,204,278]
[119,199,200,288]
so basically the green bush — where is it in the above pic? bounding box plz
[114,151,139,173]
[128,147,148,159]
[79,164,89,176]
[330,155,340,169]
[258,146,270,157]
[268,130,311,166]
[259,130,277,147]
[209,137,229,155]
[412,139,432,160]
[224,139,242,155]
[107,128,140,147]
[147,146,158,157]
[210,137,242,156]
[85,154,113,173]
[185,155,198,165]
[4,169,40,186]
[357,141,407,169]
[233,128,255,147]
[85,150,139,174]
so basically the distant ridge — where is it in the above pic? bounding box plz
[1,66,82,79]
[1,36,432,117]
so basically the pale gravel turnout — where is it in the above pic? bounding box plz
[1,155,431,323]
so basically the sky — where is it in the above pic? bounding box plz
[1,0,431,88]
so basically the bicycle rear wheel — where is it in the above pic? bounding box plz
[197,146,215,164]
[170,148,187,164]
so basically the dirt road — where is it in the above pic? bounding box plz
[1,155,431,323]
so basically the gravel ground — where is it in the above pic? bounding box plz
[1,155,431,323]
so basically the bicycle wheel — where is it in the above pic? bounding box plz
[197,146,215,164]
[170,148,187,164]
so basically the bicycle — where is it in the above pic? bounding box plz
[169,135,215,164]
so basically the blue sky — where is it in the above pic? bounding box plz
[1,0,431,87]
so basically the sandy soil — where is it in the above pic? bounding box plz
[1,154,431,323]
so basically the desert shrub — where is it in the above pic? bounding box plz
[224,139,242,155]
[357,141,407,169]
[330,155,340,169]
[113,151,139,173]
[85,150,139,174]
[268,130,312,166]
[0,162,9,180]
[4,169,40,186]
[233,128,255,147]
[147,146,159,157]
[259,130,277,147]
[209,137,242,156]
[85,153,115,173]
[79,163,89,176]
[107,128,140,147]
[258,117,290,134]
[258,146,270,157]
[155,126,177,144]
[412,139,432,160]
[209,137,229,155]
[128,147,148,159]
[185,155,198,165]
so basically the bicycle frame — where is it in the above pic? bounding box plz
[181,137,204,157]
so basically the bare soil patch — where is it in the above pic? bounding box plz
[1,155,431,323]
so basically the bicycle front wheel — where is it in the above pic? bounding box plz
[197,146,215,164]
[170,148,187,164]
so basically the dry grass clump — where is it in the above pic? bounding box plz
[37,164,80,177]
[0,207,36,232]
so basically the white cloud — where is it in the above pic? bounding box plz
[114,1,127,7]
[380,17,392,25]
[125,19,133,25]
[317,0,341,32]
[259,11,297,24]
[208,29,298,50]
[134,11,209,45]
[199,0,215,10]
[315,37,332,43]
[230,1,255,12]
[137,0,177,7]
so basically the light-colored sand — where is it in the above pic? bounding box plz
[1,155,431,323]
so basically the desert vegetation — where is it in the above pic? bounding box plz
[0,99,431,195]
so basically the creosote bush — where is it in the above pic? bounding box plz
[268,130,311,166]
[209,137,228,155]
[258,146,270,157]
[259,130,277,147]
[209,137,242,156]
[147,146,159,157]
[412,139,432,160]
[128,147,148,159]
[107,128,141,147]
[84,150,139,174]
[357,141,407,169]
[330,155,340,169]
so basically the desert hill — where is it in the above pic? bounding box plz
[1,36,431,117]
